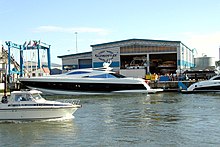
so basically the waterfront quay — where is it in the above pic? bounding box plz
[148,80,196,91]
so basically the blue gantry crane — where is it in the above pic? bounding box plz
[5,40,51,77]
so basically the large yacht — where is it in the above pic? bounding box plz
[0,90,81,120]
[19,66,162,95]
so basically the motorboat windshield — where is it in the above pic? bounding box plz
[10,90,45,102]
[31,93,45,101]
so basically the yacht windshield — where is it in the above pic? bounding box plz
[32,93,44,100]
[110,73,126,78]
[66,71,91,75]
[88,73,126,78]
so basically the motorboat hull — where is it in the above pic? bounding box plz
[0,106,78,120]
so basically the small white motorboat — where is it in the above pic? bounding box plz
[0,90,81,120]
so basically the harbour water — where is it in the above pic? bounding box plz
[0,92,220,146]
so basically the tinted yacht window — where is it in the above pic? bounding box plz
[110,73,126,78]
[89,74,116,78]
[67,71,91,75]
[213,76,220,80]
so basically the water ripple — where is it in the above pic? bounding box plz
[1,93,220,146]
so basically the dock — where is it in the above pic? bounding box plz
[149,80,196,92]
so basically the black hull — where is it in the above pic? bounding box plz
[20,81,147,94]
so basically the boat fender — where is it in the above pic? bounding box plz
[178,81,187,91]
[145,80,150,85]
[1,95,8,103]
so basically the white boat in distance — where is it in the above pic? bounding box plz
[19,66,162,95]
[0,90,81,120]
[180,75,220,93]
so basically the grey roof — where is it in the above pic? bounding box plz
[90,38,182,47]
[57,51,92,58]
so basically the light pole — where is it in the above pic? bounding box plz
[75,32,78,53]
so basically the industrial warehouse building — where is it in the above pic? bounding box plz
[58,39,194,78]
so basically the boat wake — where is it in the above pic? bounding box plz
[0,116,75,124]
[42,115,75,122]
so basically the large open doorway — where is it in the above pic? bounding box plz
[120,55,147,69]
[149,53,177,74]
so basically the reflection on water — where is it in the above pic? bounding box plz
[0,119,79,147]
[145,93,183,123]
[1,92,220,146]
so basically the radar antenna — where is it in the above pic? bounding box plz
[103,60,112,68]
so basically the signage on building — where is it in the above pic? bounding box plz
[95,50,118,62]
